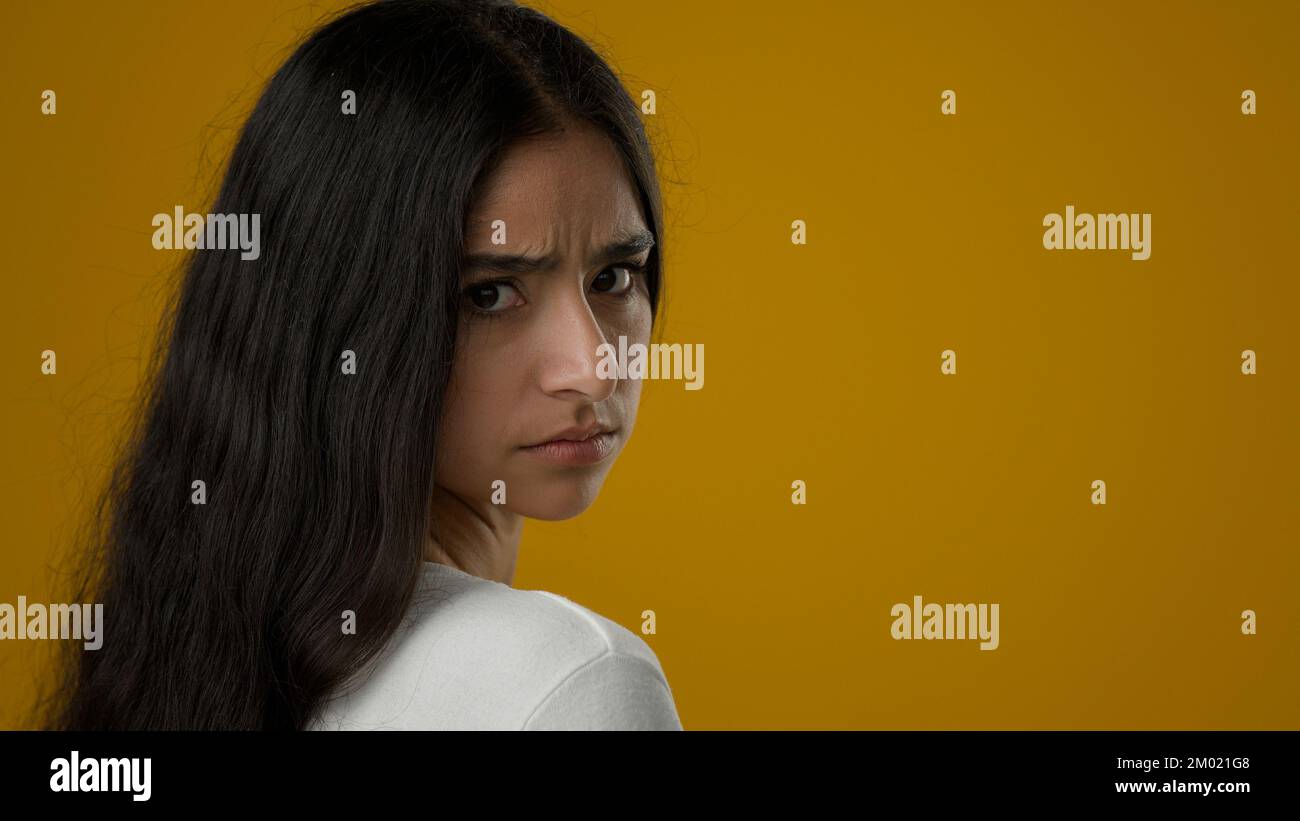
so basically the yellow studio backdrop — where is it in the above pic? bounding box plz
[1,0,1296,729]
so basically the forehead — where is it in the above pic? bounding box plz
[465,123,647,247]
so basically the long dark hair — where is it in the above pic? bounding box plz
[40,0,664,730]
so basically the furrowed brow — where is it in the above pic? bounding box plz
[593,228,655,266]
[461,228,655,276]
[460,249,560,276]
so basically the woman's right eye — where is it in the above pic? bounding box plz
[463,281,524,314]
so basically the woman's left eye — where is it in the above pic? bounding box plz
[590,264,641,296]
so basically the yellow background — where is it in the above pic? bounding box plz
[2,0,1296,729]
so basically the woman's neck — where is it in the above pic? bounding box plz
[423,483,522,585]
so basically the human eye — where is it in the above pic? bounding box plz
[461,279,525,317]
[589,262,646,298]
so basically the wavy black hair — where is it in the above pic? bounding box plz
[39,0,664,730]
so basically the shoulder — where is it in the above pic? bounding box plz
[309,564,681,730]
[421,566,662,666]
[515,589,681,730]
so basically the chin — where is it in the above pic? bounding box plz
[508,472,610,521]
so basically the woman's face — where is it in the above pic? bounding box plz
[433,122,655,520]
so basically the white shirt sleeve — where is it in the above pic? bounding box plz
[522,650,683,730]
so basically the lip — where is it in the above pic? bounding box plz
[520,423,618,466]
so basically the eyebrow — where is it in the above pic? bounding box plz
[461,228,655,276]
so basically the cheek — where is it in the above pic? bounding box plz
[615,373,644,428]
[433,392,477,486]
[605,294,653,344]
[434,340,516,481]
[611,308,652,424]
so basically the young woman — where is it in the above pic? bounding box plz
[43,0,681,730]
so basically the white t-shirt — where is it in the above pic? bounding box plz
[307,560,683,730]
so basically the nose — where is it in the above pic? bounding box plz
[535,288,618,403]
